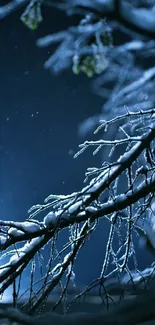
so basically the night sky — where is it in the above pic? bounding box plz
[0,4,154,288]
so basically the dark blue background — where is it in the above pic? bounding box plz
[0,4,154,289]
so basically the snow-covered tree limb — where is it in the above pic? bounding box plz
[0,110,155,311]
[1,0,155,317]
[47,0,155,38]
[0,0,28,20]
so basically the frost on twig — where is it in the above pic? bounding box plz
[34,1,155,139]
[0,110,155,312]
[1,0,155,315]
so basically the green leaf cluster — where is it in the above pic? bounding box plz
[72,29,111,77]
[20,0,43,30]
[72,53,107,78]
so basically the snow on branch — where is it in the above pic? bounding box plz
[0,111,155,312]
[0,0,28,20]
[51,0,155,38]
[1,0,155,316]
[34,1,155,145]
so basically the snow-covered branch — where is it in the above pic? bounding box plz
[0,0,28,20]
[2,0,155,316]
[0,112,155,311]
[48,0,155,38]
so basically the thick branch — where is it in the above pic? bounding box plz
[1,124,155,250]
[0,0,28,20]
[52,0,155,38]
[79,175,155,223]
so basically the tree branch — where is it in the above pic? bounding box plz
[0,0,28,20]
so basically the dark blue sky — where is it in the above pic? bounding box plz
[0,5,105,285]
[0,4,154,287]
[0,6,103,219]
